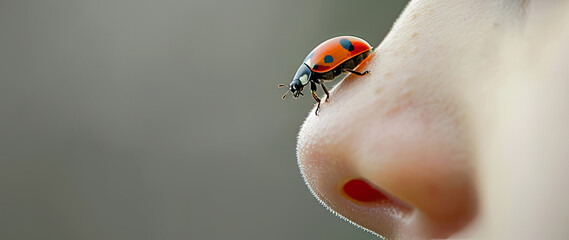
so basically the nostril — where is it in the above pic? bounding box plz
[342,179,389,203]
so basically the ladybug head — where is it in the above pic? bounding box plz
[278,81,304,100]
[278,64,312,100]
[289,79,304,99]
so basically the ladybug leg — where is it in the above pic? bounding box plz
[310,81,321,115]
[345,69,370,76]
[320,82,330,102]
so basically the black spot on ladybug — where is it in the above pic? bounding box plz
[313,64,319,70]
[324,55,334,63]
[340,38,355,51]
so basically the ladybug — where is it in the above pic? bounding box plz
[279,36,372,115]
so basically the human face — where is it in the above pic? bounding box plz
[297,0,569,239]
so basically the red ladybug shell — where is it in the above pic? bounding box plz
[303,36,372,73]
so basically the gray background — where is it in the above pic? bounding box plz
[0,1,408,239]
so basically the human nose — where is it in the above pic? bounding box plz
[296,50,477,239]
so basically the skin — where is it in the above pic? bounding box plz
[296,0,569,239]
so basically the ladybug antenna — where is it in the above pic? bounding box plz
[278,84,289,100]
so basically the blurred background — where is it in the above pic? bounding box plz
[0,1,407,239]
